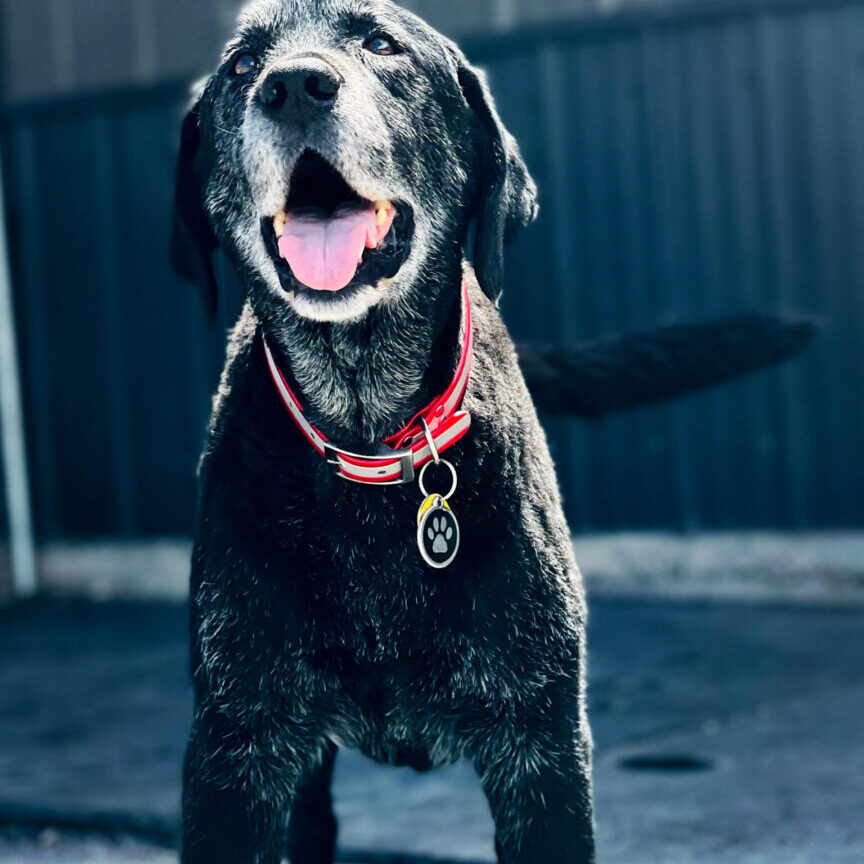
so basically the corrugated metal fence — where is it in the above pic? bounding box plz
[2,0,862,539]
[0,0,688,103]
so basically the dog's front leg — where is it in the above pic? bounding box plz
[474,687,596,864]
[181,712,319,864]
[286,740,338,864]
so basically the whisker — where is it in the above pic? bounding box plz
[213,124,240,139]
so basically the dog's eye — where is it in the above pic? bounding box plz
[232,53,259,76]
[363,35,399,56]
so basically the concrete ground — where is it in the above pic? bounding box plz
[1,596,863,863]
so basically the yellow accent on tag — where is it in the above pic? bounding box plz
[417,494,450,525]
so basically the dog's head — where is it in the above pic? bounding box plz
[172,0,537,323]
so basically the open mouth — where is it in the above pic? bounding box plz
[262,150,414,297]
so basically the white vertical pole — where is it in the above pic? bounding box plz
[0,143,37,596]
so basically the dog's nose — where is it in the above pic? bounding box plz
[258,59,343,117]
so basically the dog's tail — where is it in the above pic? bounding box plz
[516,315,817,418]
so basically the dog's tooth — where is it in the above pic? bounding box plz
[375,206,391,227]
[374,200,393,226]
[273,211,287,237]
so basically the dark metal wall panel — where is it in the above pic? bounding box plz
[477,0,864,530]
[2,95,226,538]
[0,0,238,103]
[1,0,862,538]
[0,0,709,103]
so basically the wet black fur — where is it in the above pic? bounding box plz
[174,2,595,862]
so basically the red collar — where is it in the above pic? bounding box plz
[263,280,473,486]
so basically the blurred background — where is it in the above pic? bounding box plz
[0,0,862,862]
[2,0,864,552]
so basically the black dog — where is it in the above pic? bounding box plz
[172,0,595,861]
[171,0,818,861]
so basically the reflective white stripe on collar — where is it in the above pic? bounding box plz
[263,279,473,486]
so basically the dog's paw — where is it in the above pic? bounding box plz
[428,516,454,554]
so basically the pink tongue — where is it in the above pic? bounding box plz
[278,204,396,292]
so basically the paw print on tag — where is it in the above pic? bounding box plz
[428,516,454,554]
[417,502,460,569]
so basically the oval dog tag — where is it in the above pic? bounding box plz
[416,495,460,569]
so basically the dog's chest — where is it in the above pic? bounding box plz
[293,591,530,760]
[314,646,490,770]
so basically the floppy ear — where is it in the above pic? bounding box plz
[458,62,538,304]
[170,94,219,314]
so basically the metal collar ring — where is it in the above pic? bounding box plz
[418,459,458,500]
